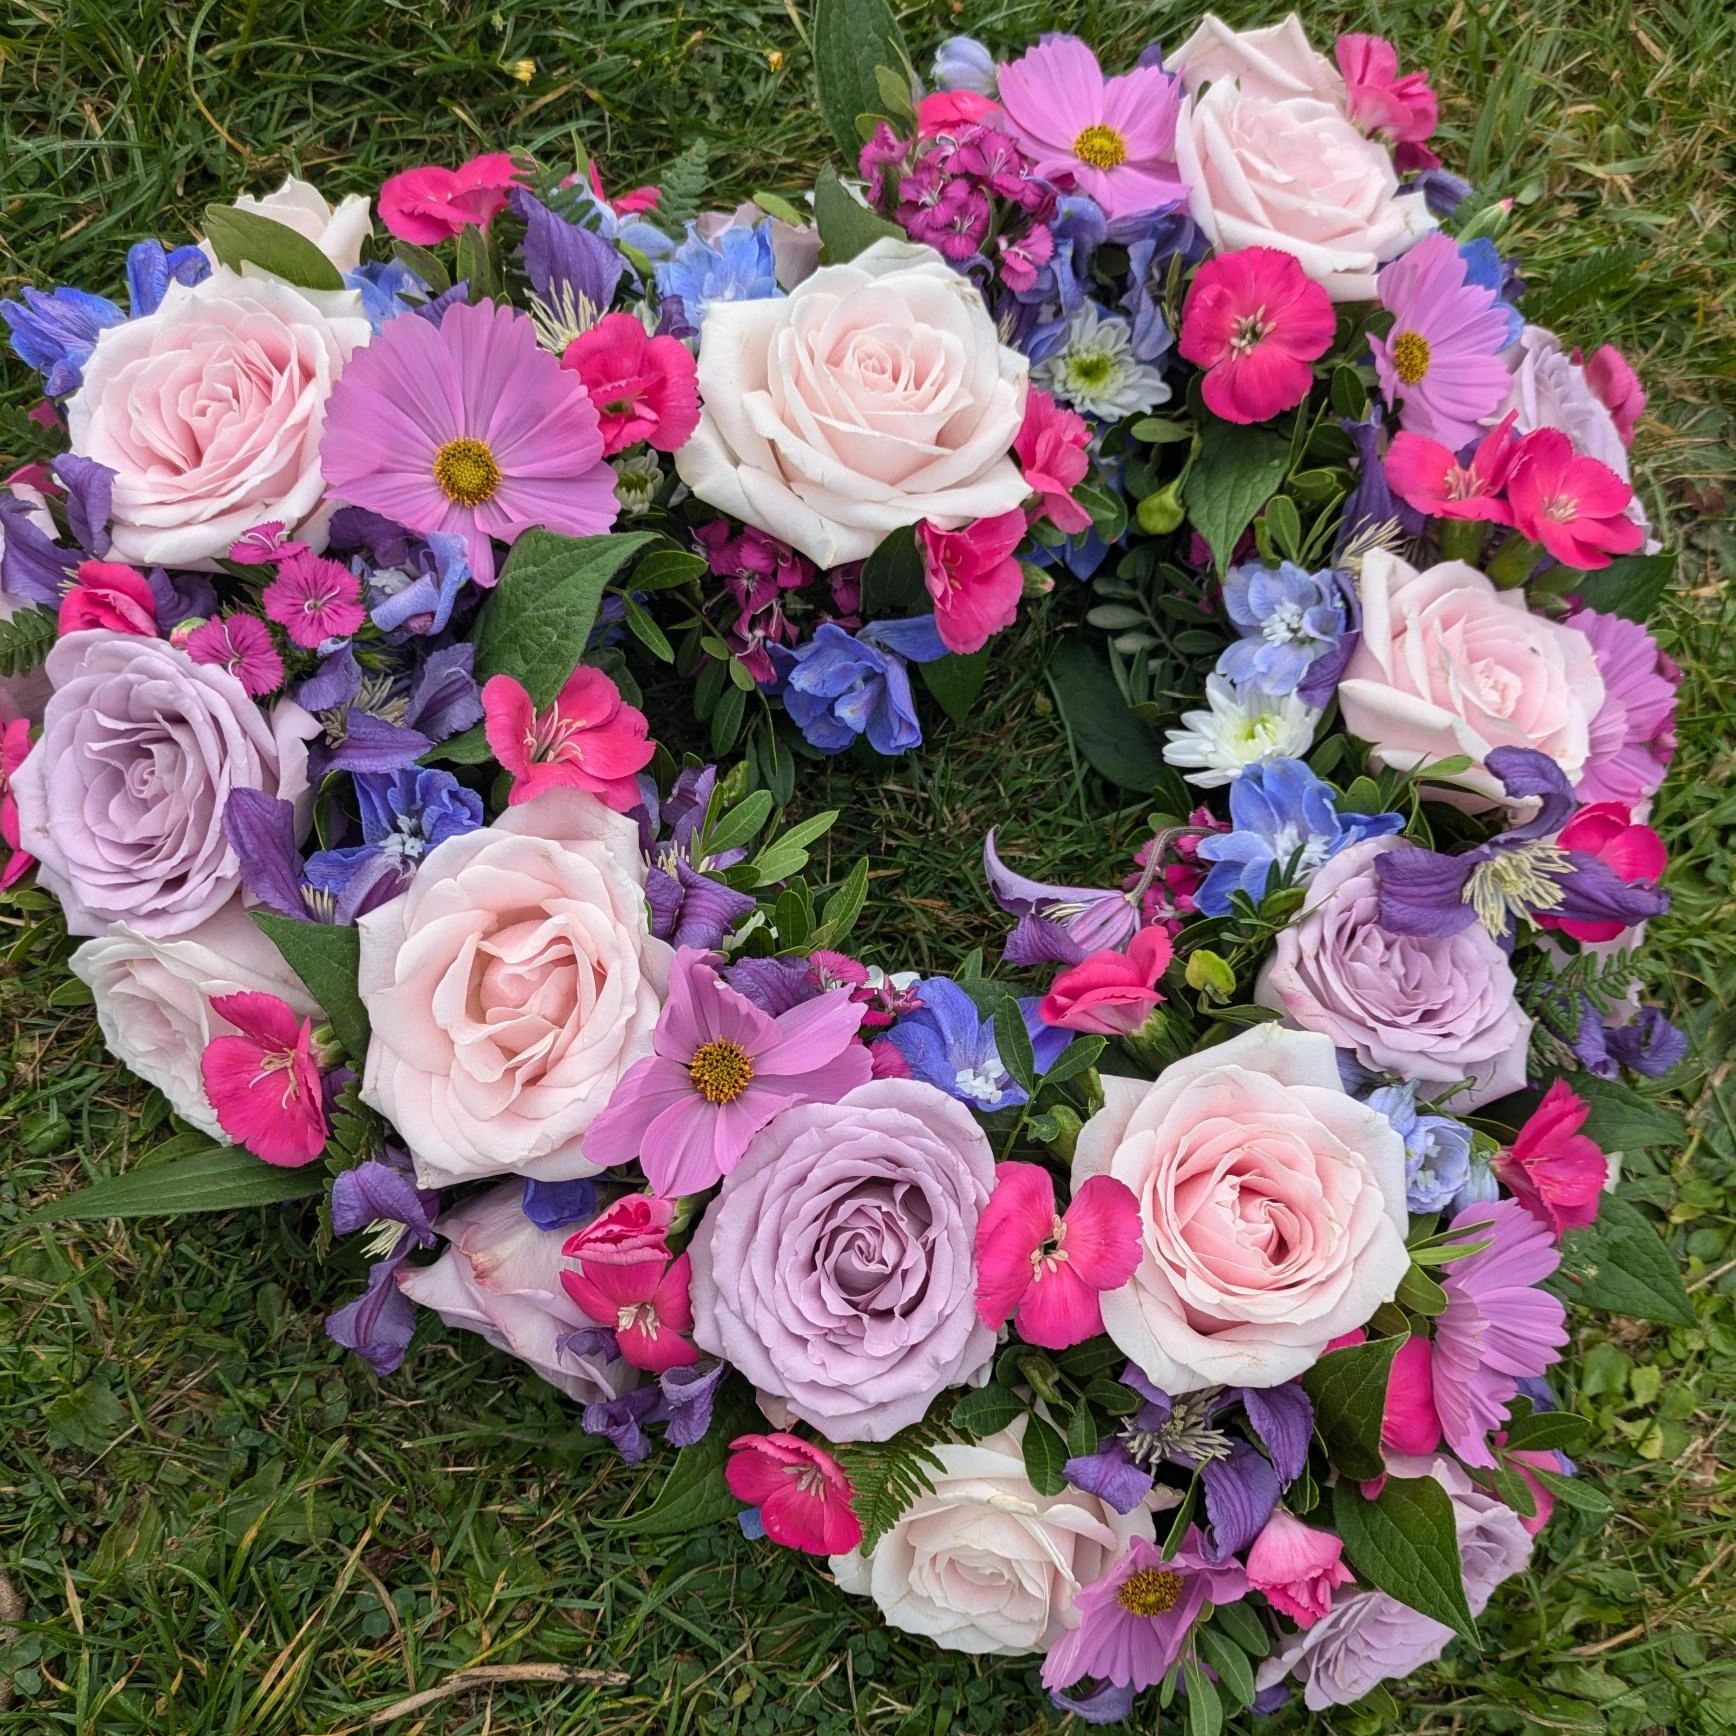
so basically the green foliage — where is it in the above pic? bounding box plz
[656,136,713,230]
[1047,637,1166,790]
[201,204,343,290]
[31,1131,327,1221]
[251,913,370,1066]
[813,161,904,262]
[0,602,56,678]
[1556,1194,1697,1326]
[920,648,990,727]
[1333,1475,1478,1642]
[1182,420,1290,576]
[1301,1334,1405,1481]
[811,0,907,157]
[837,1415,951,1553]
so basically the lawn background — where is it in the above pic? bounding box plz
[2,2,1733,1731]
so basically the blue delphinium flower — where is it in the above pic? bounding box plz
[304,766,484,920]
[1218,561,1348,696]
[932,35,997,94]
[1366,1082,1474,1214]
[124,240,210,315]
[345,258,432,330]
[1458,238,1524,340]
[884,977,1069,1112]
[1193,758,1405,917]
[0,286,125,396]
[768,617,949,756]
[655,222,780,334]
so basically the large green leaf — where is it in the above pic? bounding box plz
[1565,551,1674,624]
[471,531,656,706]
[202,205,344,292]
[811,0,907,158]
[1300,1334,1404,1481]
[1554,1193,1695,1327]
[813,162,905,265]
[252,913,370,1066]
[32,1137,326,1222]
[1573,1075,1688,1152]
[1332,1475,1478,1642]
[920,647,990,727]
[1047,639,1164,791]
[857,524,927,616]
[1183,421,1289,576]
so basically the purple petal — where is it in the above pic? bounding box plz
[405,642,483,742]
[223,789,310,919]
[331,1158,439,1242]
[297,645,364,711]
[1064,1438,1155,1514]
[1487,747,1577,841]
[512,188,627,312]
[1200,1439,1280,1561]
[1375,844,1480,936]
[52,453,113,555]
[1558,851,1669,928]
[1049,1682,1137,1725]
[1234,1382,1313,1484]
[326,1256,419,1375]
[520,1177,598,1230]
[724,955,818,1017]
[660,1359,728,1447]
[321,711,434,775]
[0,493,73,607]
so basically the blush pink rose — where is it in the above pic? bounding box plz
[65,267,371,567]
[1073,1023,1410,1392]
[1169,15,1436,300]
[356,789,674,1189]
[675,238,1030,568]
[1255,836,1532,1110]
[1336,549,1606,802]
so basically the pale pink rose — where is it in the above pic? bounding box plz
[1072,1023,1409,1392]
[396,1181,638,1406]
[1337,549,1606,801]
[69,901,321,1140]
[1254,837,1532,1110]
[65,267,371,567]
[675,238,1030,568]
[1169,15,1435,300]
[217,175,373,273]
[693,203,821,290]
[356,789,673,1189]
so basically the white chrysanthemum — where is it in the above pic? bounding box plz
[1163,674,1320,788]
[613,450,663,516]
[1032,303,1171,421]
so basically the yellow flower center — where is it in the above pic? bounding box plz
[688,1038,755,1104]
[433,437,502,507]
[1392,330,1432,387]
[1072,124,1128,170]
[1116,1567,1184,1618]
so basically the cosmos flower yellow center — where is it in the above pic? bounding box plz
[1073,124,1127,170]
[433,437,502,507]
[1392,330,1432,386]
[1116,1567,1184,1617]
[688,1038,755,1104]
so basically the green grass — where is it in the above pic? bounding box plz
[2,1,1734,1731]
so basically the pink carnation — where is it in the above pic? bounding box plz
[917,509,1026,655]
[378,152,520,244]
[59,560,158,638]
[1493,1079,1610,1240]
[262,551,366,648]
[1580,344,1645,445]
[1335,35,1438,149]
[183,614,284,698]
[725,1433,863,1555]
[560,312,700,457]
[1247,1509,1355,1628]
[1384,412,1520,524]
[1039,925,1172,1036]
[199,990,327,1167]
[562,1246,698,1374]
[0,719,35,892]
[1014,388,1092,535]
[481,666,654,812]
[1505,428,1645,569]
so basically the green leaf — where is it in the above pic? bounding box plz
[1210,1598,1270,1660]
[1396,1263,1449,1316]
[812,0,908,158]
[857,523,928,616]
[1183,421,1290,576]
[1300,1335,1404,1481]
[751,809,839,885]
[839,1416,951,1550]
[44,1376,129,1450]
[1184,1659,1224,1736]
[752,190,807,227]
[811,856,871,949]
[813,161,904,263]
[602,1382,757,1536]
[1020,1415,1068,1497]
[951,1385,1025,1440]
[0,604,56,680]
[920,648,989,727]
[31,1140,326,1221]
[1554,1193,1694,1327]
[454,222,502,302]
[1529,1463,1614,1517]
[1263,493,1303,563]
[622,596,674,662]
[703,790,775,859]
[992,996,1037,1095]
[1504,1410,1592,1454]
[202,205,344,291]
[1333,1476,1478,1642]
[422,722,492,765]
[251,913,370,1065]
[472,531,657,705]
[1048,639,1164,791]
[629,545,708,592]
[1041,1035,1105,1088]
[392,240,450,295]
[1572,1074,1688,1151]
[1565,551,1673,624]
[1197,1626,1257,1709]
[655,137,713,231]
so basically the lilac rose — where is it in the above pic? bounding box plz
[688,1078,997,1442]
[1255,836,1531,1109]
[13,631,317,937]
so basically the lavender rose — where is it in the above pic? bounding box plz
[1255,837,1531,1110]
[688,1078,997,1442]
[1254,1453,1532,1709]
[13,631,317,938]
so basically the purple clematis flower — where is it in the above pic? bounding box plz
[223,789,334,923]
[0,452,117,607]
[511,187,628,316]
[298,641,482,778]
[1375,748,1669,940]
[1573,1000,1688,1080]
[583,1384,669,1465]
[660,1359,729,1447]
[641,765,757,950]
[883,977,1071,1113]
[984,829,1141,966]
[1,285,125,396]
[325,1152,441,1375]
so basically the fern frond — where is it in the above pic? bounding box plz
[837,1412,954,1552]
[0,604,56,680]
[656,138,713,233]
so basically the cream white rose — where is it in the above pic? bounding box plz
[1073,1024,1409,1393]
[1170,14,1435,299]
[218,175,373,273]
[70,901,322,1139]
[830,1418,1154,1655]
[675,237,1030,567]
[1337,549,1607,801]
[65,266,370,567]
[357,789,672,1189]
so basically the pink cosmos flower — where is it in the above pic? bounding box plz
[1540,802,1667,943]
[378,152,520,244]
[1381,1334,1442,1455]
[481,667,654,812]
[1039,924,1173,1036]
[1,719,35,891]
[183,614,285,697]
[583,947,872,1197]
[562,1246,698,1373]
[974,1162,1141,1350]
[917,509,1026,655]
[226,522,309,566]
[1493,1079,1610,1240]
[1335,35,1439,154]
[199,990,328,1167]
[1505,428,1645,570]
[1580,344,1645,446]
[320,298,618,586]
[1246,1509,1355,1628]
[59,560,158,637]
[1568,607,1679,807]
[725,1433,863,1555]
[1370,233,1516,447]
[1014,388,1092,535]
[560,312,700,457]
[262,550,366,648]
[997,36,1183,220]
[997,225,1055,296]
[1178,248,1336,425]
[1042,1531,1248,1696]
[1431,1199,1569,1468]
[1384,411,1520,524]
